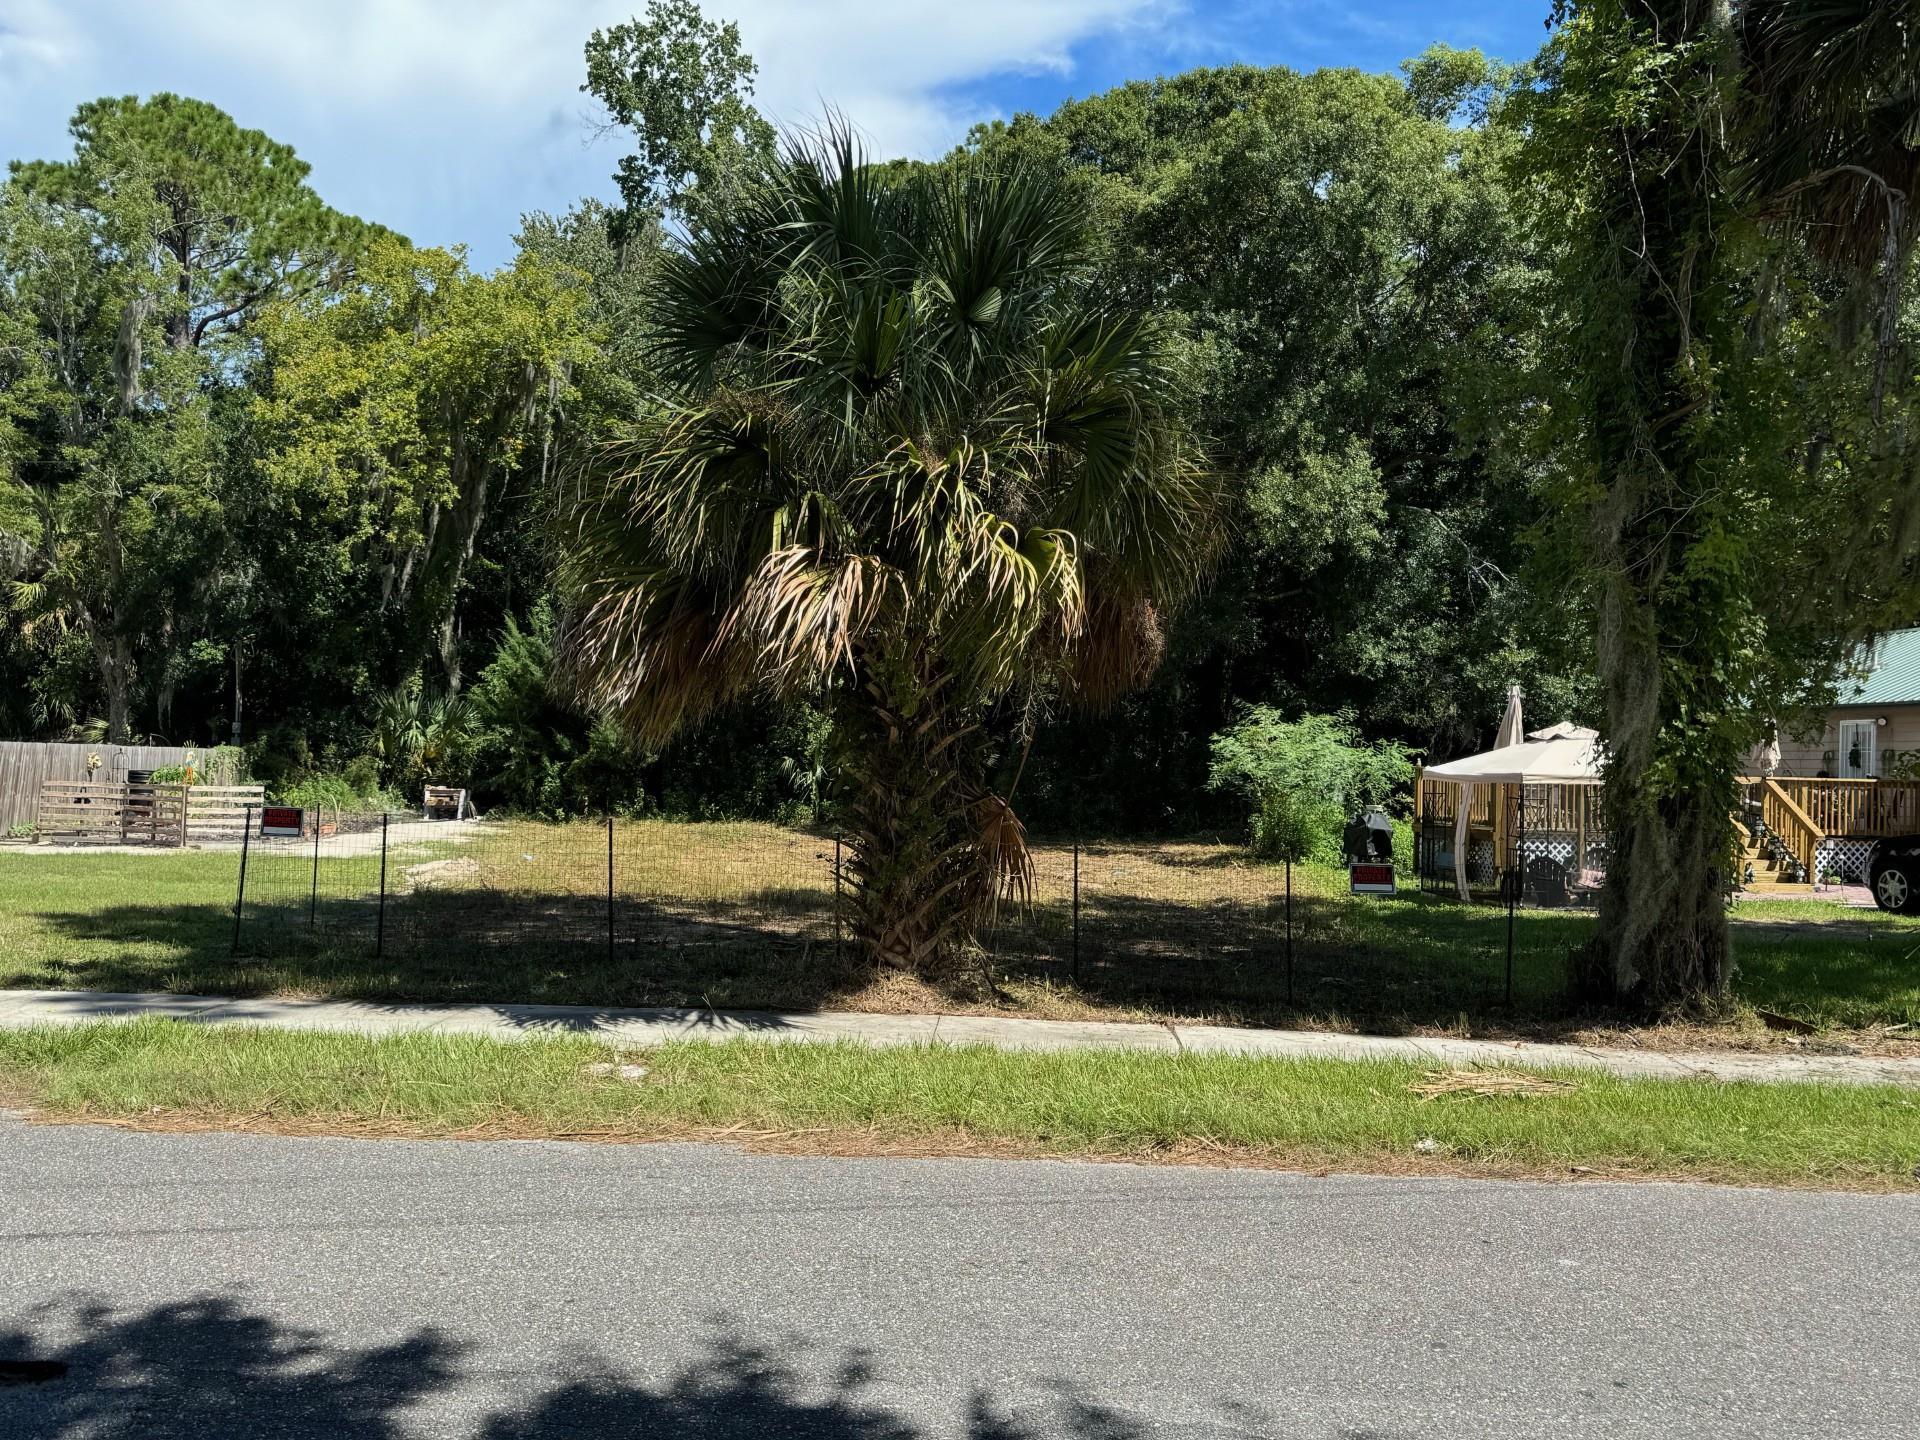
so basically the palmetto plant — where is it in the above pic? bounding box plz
[558,132,1218,969]
[372,679,473,787]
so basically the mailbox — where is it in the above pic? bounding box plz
[1345,810,1396,895]
[1342,810,1395,864]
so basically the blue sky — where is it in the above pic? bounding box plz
[2,2,1553,270]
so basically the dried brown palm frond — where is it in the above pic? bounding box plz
[716,547,900,692]
[1064,590,1165,710]
[970,789,1035,920]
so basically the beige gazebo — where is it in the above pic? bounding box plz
[1416,708,1605,903]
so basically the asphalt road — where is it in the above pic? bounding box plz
[1,1120,1915,1438]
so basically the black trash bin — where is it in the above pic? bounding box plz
[124,768,157,833]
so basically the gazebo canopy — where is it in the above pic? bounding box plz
[1424,724,1603,787]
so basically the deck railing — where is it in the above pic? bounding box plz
[1767,777,1920,838]
[1758,780,1824,881]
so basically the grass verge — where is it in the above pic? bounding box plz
[2,1019,1916,1191]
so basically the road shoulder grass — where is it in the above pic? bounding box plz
[2,1020,1915,1191]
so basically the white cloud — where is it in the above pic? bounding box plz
[1,1,1177,264]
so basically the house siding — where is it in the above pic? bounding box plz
[1777,704,1920,778]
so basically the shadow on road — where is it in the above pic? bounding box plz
[0,1295,1267,1439]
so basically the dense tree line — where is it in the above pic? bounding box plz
[3,2,1915,1010]
[1,18,1579,831]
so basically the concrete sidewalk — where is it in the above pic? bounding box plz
[2,986,1917,1088]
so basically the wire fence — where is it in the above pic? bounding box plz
[229,809,1553,1019]
[233,811,840,973]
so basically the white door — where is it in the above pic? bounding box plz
[1838,719,1878,778]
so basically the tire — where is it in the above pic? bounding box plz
[1871,861,1917,914]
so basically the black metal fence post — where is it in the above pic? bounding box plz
[376,812,389,959]
[833,830,843,962]
[1285,855,1294,1006]
[308,814,321,929]
[231,804,253,955]
[1071,837,1081,984]
[606,812,616,965]
[1505,866,1517,1006]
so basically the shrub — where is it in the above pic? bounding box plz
[341,754,381,799]
[1208,708,1416,864]
[1249,789,1339,865]
[371,681,474,788]
[247,726,314,796]
[276,770,404,815]
[196,746,249,786]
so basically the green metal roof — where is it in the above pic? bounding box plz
[1836,627,1920,706]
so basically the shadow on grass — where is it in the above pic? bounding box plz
[985,887,1585,1036]
[18,858,1920,1034]
[0,1297,1198,1439]
[30,889,869,1014]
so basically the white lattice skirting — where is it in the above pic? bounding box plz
[1470,839,1496,887]
[1815,838,1875,885]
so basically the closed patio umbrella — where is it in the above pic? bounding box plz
[1452,686,1524,901]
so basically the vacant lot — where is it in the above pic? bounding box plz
[3,819,1918,1051]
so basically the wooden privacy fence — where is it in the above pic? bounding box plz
[32,780,266,846]
[0,741,201,834]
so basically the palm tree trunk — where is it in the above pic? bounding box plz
[838,652,993,971]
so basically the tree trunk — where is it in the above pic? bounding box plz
[1566,1,1742,1015]
[1573,617,1735,1008]
[91,630,133,745]
[92,496,135,745]
[231,645,245,745]
[837,651,1003,971]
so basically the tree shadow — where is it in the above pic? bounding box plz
[0,1295,464,1438]
[31,888,876,1014]
[981,886,1585,1038]
[0,1296,1249,1439]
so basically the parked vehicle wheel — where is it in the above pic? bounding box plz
[1871,861,1917,914]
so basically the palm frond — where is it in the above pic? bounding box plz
[557,127,1218,748]
[716,547,898,691]
[1740,0,1920,273]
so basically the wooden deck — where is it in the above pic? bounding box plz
[1412,772,1920,898]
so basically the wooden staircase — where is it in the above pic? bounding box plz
[1737,830,1814,895]
[1732,777,1828,896]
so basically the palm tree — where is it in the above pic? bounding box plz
[557,132,1218,970]
[372,679,473,788]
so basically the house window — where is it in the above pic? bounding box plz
[1838,718,1878,778]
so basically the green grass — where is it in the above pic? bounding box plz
[2,1019,1915,1190]
[3,825,1919,1038]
